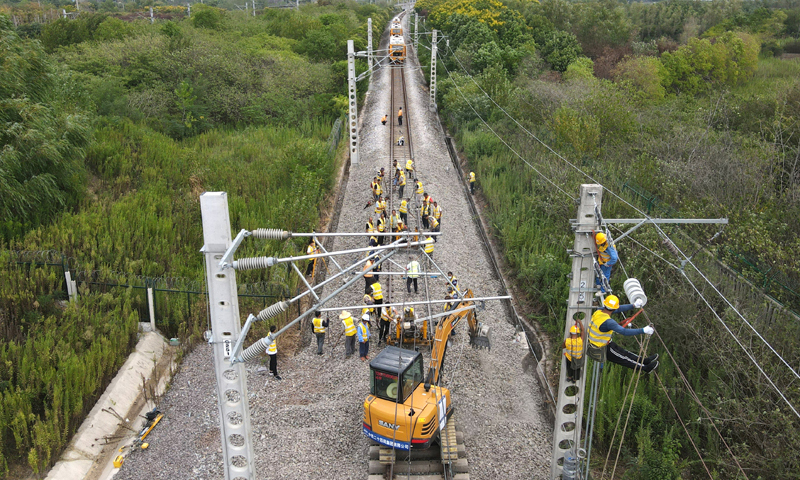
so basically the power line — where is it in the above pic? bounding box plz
[440,39,800,386]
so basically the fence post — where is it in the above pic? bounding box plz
[146,280,156,332]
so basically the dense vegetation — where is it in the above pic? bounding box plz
[0,2,386,476]
[415,0,800,478]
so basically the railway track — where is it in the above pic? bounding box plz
[368,13,470,480]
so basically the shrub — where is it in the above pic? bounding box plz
[563,56,595,82]
[191,5,226,30]
[613,55,666,102]
[541,30,581,72]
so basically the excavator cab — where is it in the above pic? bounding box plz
[363,346,451,450]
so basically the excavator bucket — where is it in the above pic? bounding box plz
[463,290,490,350]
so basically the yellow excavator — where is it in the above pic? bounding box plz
[362,290,483,452]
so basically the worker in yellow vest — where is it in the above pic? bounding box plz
[588,295,658,371]
[357,314,372,361]
[416,180,423,195]
[379,306,397,345]
[340,311,357,358]
[405,158,414,178]
[424,236,434,260]
[265,325,281,380]
[399,198,409,224]
[398,107,403,126]
[374,195,386,216]
[420,202,430,229]
[361,294,375,320]
[376,213,387,246]
[406,258,420,293]
[469,171,476,194]
[595,232,618,295]
[304,239,318,276]
[398,171,407,198]
[432,202,442,227]
[366,216,375,234]
[563,323,583,382]
[312,311,329,355]
[428,215,440,239]
[372,177,382,201]
[370,281,384,318]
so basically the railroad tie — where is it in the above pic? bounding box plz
[439,420,459,462]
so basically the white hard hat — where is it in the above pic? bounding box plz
[362,313,370,321]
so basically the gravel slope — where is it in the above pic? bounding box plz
[115,16,551,480]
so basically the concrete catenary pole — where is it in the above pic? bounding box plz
[414,12,419,50]
[368,18,373,74]
[550,184,602,480]
[429,30,437,111]
[200,192,256,480]
[347,39,360,164]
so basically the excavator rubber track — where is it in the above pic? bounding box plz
[368,419,469,480]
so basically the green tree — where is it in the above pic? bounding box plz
[0,15,91,239]
[613,55,666,102]
[563,56,595,82]
[541,30,581,72]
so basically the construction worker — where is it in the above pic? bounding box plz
[563,323,583,382]
[362,294,375,320]
[397,135,405,146]
[420,202,429,229]
[366,216,375,234]
[358,313,371,361]
[398,107,403,126]
[370,280,384,318]
[588,295,658,372]
[379,306,397,345]
[304,239,318,276]
[265,325,281,380]
[399,198,409,224]
[595,232,618,295]
[413,227,420,243]
[405,158,414,178]
[363,257,375,292]
[390,209,400,231]
[372,177,382,202]
[416,180,424,195]
[382,114,388,125]
[424,236,434,260]
[469,171,476,194]
[312,311,329,355]
[376,213,387,246]
[374,195,386,217]
[397,172,406,199]
[428,215,440,239]
[446,272,458,291]
[432,202,442,227]
[406,257,420,293]
[340,311,357,358]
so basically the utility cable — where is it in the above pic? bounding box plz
[444,42,800,386]
[437,60,577,202]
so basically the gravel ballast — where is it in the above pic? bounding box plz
[115,17,552,480]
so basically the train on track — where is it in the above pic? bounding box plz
[389,35,406,64]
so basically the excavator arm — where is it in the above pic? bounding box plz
[425,290,475,385]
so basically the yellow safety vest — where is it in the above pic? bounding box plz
[378,217,386,232]
[313,317,326,334]
[358,323,369,342]
[420,205,428,217]
[371,282,383,300]
[342,316,356,336]
[367,221,375,233]
[399,174,406,186]
[433,205,442,219]
[469,172,475,183]
[266,338,277,355]
[361,307,374,317]
[370,235,378,244]
[424,238,434,254]
[406,159,414,171]
[564,336,583,361]
[404,308,415,321]
[597,242,615,265]
[416,182,423,194]
[588,310,613,347]
[375,200,386,214]
[307,244,316,255]
[374,183,382,196]
[399,200,408,214]
[381,308,395,322]
[407,262,420,278]
[429,217,439,229]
